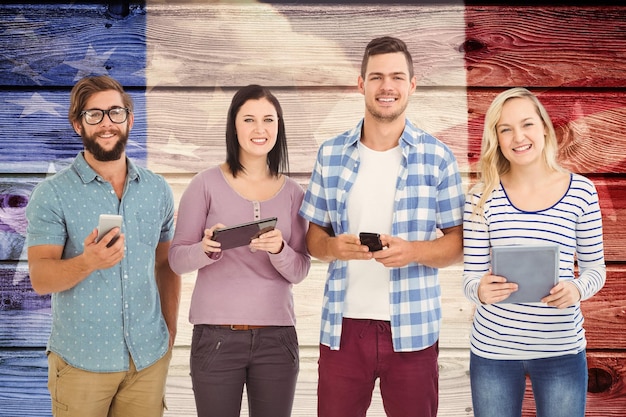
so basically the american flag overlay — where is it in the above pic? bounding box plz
[1,2,626,416]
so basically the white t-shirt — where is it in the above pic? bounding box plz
[344,141,402,320]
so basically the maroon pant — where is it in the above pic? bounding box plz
[318,318,438,417]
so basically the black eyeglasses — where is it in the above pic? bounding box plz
[80,107,131,125]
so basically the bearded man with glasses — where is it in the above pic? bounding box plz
[25,75,181,417]
[78,106,131,161]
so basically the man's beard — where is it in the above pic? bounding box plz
[365,99,408,123]
[81,129,128,162]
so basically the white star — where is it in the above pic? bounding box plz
[6,92,64,117]
[1,14,46,38]
[160,133,201,158]
[145,45,183,90]
[64,44,116,81]
[11,59,51,85]
[192,87,229,133]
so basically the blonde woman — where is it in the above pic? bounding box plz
[463,87,606,417]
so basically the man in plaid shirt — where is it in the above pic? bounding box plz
[299,36,464,417]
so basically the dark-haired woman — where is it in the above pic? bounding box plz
[169,85,310,417]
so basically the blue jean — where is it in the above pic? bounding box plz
[190,325,299,417]
[470,350,587,417]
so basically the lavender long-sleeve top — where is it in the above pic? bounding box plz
[169,166,310,326]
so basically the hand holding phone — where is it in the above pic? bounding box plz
[359,232,383,252]
[96,214,122,247]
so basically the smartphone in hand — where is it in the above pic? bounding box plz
[96,214,122,247]
[359,232,383,252]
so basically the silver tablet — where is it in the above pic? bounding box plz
[491,244,560,304]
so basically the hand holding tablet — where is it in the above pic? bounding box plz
[211,217,278,250]
[492,244,560,304]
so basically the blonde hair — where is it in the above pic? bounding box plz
[473,87,565,216]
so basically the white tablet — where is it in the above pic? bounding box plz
[491,244,560,304]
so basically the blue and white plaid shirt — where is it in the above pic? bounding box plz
[299,118,464,352]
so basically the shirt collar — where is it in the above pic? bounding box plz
[72,151,140,184]
[345,118,423,151]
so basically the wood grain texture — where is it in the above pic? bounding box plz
[0,349,50,417]
[464,6,626,88]
[593,177,626,262]
[3,88,626,179]
[143,3,468,88]
[0,262,50,347]
[0,177,39,261]
[1,2,625,415]
[466,90,626,174]
[4,4,626,89]
[0,3,146,88]
[582,265,626,350]
[0,91,148,173]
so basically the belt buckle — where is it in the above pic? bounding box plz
[230,325,248,331]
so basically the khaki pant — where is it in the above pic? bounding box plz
[47,350,171,417]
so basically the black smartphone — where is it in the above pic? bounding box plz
[359,232,383,252]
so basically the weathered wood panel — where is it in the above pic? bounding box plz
[4,4,626,89]
[1,2,626,416]
[0,262,50,347]
[582,265,626,350]
[464,6,626,88]
[5,88,624,177]
[0,176,38,261]
[466,90,626,174]
[7,86,616,180]
[0,3,146,88]
[0,349,50,417]
[145,89,626,175]
[144,3,468,88]
[0,91,148,173]
[594,177,626,263]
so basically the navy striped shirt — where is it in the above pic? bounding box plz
[463,173,606,359]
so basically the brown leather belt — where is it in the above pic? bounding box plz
[217,325,270,331]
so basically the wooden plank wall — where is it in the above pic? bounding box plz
[1,2,625,416]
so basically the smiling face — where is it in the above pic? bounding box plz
[73,90,133,162]
[496,97,547,169]
[234,98,279,160]
[358,52,416,123]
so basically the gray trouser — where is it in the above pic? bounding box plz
[190,324,299,417]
